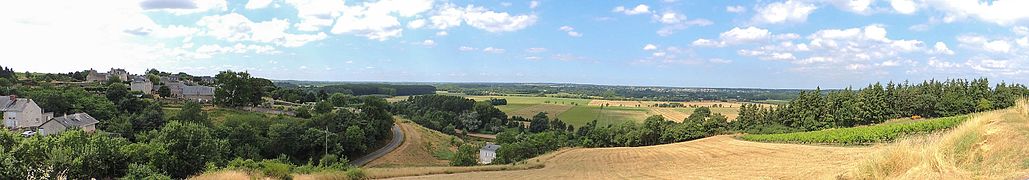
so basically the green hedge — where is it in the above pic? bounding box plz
[740,115,968,145]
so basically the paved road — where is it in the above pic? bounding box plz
[349,124,404,167]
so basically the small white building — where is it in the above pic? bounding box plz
[479,143,501,164]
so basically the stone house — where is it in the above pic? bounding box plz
[130,76,153,94]
[1,96,45,129]
[182,85,215,102]
[86,68,129,82]
[37,113,98,136]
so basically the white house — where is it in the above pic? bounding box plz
[1,96,45,129]
[479,143,501,164]
[130,76,153,95]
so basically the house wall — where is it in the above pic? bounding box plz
[7,100,45,129]
[37,120,67,136]
[479,149,496,164]
[131,82,153,94]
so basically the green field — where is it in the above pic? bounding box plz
[466,95,592,106]
[740,115,969,145]
[558,106,650,127]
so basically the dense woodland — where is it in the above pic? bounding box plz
[0,68,393,179]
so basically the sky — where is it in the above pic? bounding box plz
[3,0,1029,89]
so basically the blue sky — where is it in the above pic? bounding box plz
[4,0,1029,88]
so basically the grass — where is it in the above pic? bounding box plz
[842,99,1029,179]
[740,115,969,145]
[163,106,306,125]
[558,106,649,127]
[493,103,534,113]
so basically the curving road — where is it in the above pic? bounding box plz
[350,124,404,167]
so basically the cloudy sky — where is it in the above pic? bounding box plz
[3,0,1029,88]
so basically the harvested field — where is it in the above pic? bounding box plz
[507,104,575,118]
[587,100,755,108]
[392,135,876,179]
[558,106,649,127]
[366,117,459,168]
[649,108,687,122]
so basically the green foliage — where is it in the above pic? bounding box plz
[121,164,171,180]
[214,70,268,107]
[138,121,227,178]
[394,95,510,134]
[449,144,479,166]
[740,116,968,144]
[295,107,312,118]
[345,168,367,180]
[106,82,130,102]
[314,100,333,114]
[176,101,209,125]
[157,86,171,98]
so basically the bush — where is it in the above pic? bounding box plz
[450,144,480,166]
[345,168,366,180]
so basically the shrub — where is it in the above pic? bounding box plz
[741,116,969,145]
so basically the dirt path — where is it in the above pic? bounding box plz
[366,119,457,167]
[350,124,403,167]
[392,135,877,179]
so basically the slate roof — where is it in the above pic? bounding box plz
[0,98,31,112]
[481,143,501,151]
[47,113,99,128]
[182,86,215,96]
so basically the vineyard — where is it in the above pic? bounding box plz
[740,115,969,145]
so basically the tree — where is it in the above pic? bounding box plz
[314,100,333,114]
[295,107,312,119]
[343,126,367,154]
[176,101,209,125]
[328,93,353,107]
[157,86,171,98]
[459,111,481,132]
[106,82,130,103]
[529,112,549,133]
[214,71,266,107]
[137,121,226,178]
[450,144,479,166]
[976,98,994,112]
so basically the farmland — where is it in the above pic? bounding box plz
[389,135,877,179]
[741,115,970,145]
[459,94,763,127]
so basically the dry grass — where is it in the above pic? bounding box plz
[363,148,567,179]
[189,170,265,180]
[842,99,1029,179]
[648,107,688,122]
[366,117,459,168]
[390,136,876,179]
[507,104,574,118]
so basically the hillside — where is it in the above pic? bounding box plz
[365,117,461,167]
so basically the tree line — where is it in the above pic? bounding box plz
[392,95,514,135]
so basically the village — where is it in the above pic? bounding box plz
[2,68,215,137]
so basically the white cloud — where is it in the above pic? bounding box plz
[525,56,542,60]
[462,6,538,32]
[927,0,1029,26]
[692,26,770,47]
[421,39,436,46]
[752,0,817,24]
[653,12,712,36]
[329,0,434,40]
[246,0,274,9]
[828,0,873,14]
[197,13,327,47]
[140,0,228,15]
[613,4,651,15]
[530,1,540,9]
[726,5,746,13]
[458,46,477,51]
[408,19,427,29]
[643,44,658,51]
[558,25,582,37]
[285,0,347,31]
[983,40,1012,53]
[526,47,547,53]
[436,31,448,36]
[194,43,280,58]
[890,0,918,14]
[483,47,506,53]
[931,42,955,55]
